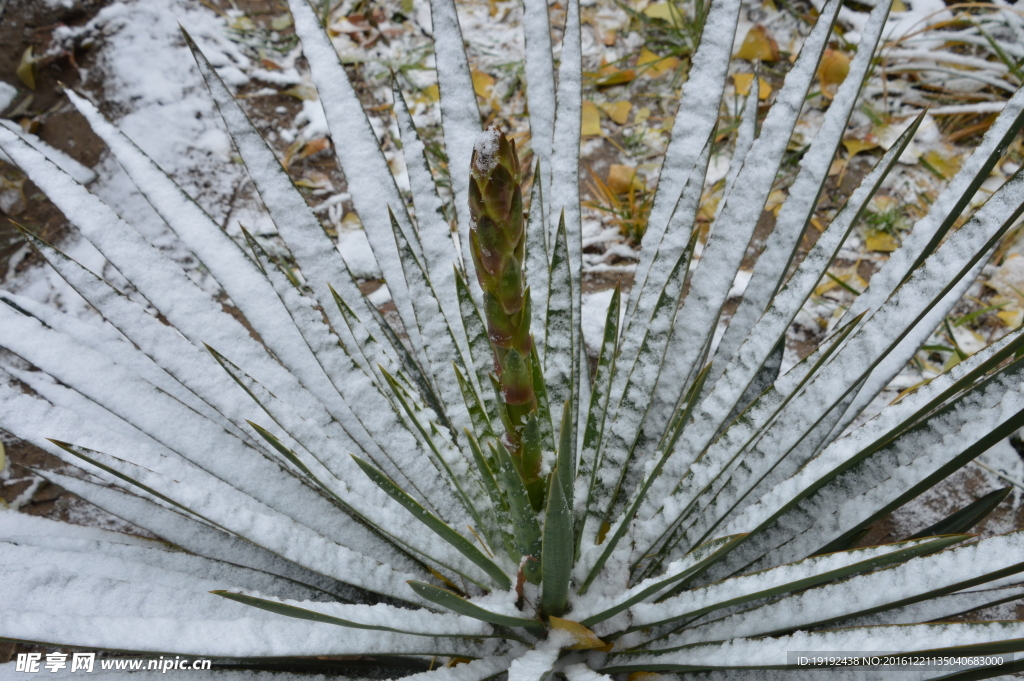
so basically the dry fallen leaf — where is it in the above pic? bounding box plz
[548,617,613,651]
[16,47,36,90]
[865,230,900,252]
[817,49,850,99]
[765,188,787,216]
[281,83,319,101]
[593,63,637,87]
[735,25,779,62]
[922,148,962,179]
[815,266,867,295]
[607,164,644,194]
[601,100,632,125]
[417,83,439,104]
[842,136,879,157]
[471,69,496,100]
[637,47,679,77]
[642,2,682,26]
[582,100,603,136]
[298,138,331,160]
[733,73,771,99]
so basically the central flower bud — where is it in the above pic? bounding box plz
[468,128,543,510]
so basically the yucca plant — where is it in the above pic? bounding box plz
[4,0,1024,675]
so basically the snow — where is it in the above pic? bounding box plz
[337,228,383,278]
[472,129,502,174]
[3,0,1024,669]
[581,289,622,356]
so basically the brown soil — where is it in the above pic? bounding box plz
[0,0,110,271]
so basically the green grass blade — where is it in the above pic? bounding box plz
[541,471,573,617]
[490,440,543,584]
[352,455,511,591]
[407,581,544,635]
[544,213,574,434]
[465,431,517,561]
[577,533,745,628]
[629,535,968,634]
[212,591,481,638]
[575,285,620,554]
[908,487,1012,540]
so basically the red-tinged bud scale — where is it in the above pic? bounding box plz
[469,128,543,507]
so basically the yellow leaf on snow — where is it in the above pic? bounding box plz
[549,617,613,651]
[582,100,603,136]
[637,47,680,77]
[865,230,900,252]
[922,149,962,179]
[298,138,331,160]
[472,69,496,100]
[735,25,779,62]
[765,188,787,215]
[815,267,867,296]
[281,83,319,101]
[997,307,1024,328]
[593,63,637,87]
[601,100,632,125]
[627,674,668,681]
[607,164,644,194]
[842,137,879,157]
[817,49,850,99]
[733,73,771,100]
[643,2,670,18]
[417,83,439,104]
[17,46,36,90]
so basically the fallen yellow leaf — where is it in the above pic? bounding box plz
[765,188,787,216]
[865,230,900,252]
[637,47,680,77]
[842,137,879,157]
[922,149,962,179]
[549,617,613,651]
[997,308,1024,327]
[582,101,603,136]
[634,106,652,125]
[815,268,867,296]
[601,100,632,125]
[281,83,319,101]
[817,49,850,99]
[594,65,636,87]
[627,674,667,681]
[698,194,720,221]
[733,73,771,99]
[828,158,846,176]
[642,2,670,17]
[417,83,439,104]
[472,69,496,100]
[735,25,779,62]
[298,138,331,160]
[607,164,644,194]
[17,46,36,90]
